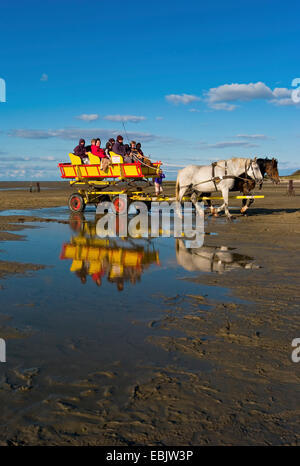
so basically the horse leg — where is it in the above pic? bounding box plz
[240,198,248,215]
[240,179,255,215]
[203,193,217,216]
[176,185,189,218]
[219,188,231,219]
[190,192,202,214]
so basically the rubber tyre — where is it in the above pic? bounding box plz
[68,193,86,213]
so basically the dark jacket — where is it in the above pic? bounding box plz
[112,141,126,157]
[73,139,87,160]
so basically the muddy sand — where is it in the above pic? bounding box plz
[0,180,300,445]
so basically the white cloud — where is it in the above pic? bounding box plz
[272,87,292,98]
[39,156,56,161]
[155,116,164,120]
[40,73,48,82]
[103,115,146,123]
[205,82,298,109]
[200,141,259,149]
[236,134,268,140]
[209,102,237,111]
[8,127,158,143]
[188,108,200,113]
[165,93,200,105]
[76,114,99,122]
[207,82,273,103]
[270,97,295,106]
[9,129,58,139]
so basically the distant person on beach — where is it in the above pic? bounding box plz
[73,138,89,164]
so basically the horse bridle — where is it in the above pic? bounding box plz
[245,159,262,185]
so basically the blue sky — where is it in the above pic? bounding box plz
[0,0,299,180]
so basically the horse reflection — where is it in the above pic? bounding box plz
[176,239,259,273]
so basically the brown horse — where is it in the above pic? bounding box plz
[204,158,279,215]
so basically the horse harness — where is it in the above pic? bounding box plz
[181,159,259,193]
[211,161,228,190]
[203,160,259,188]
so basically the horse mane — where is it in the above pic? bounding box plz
[257,157,278,164]
[229,157,251,171]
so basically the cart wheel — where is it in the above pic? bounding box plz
[68,193,86,212]
[112,195,127,214]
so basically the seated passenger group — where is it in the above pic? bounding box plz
[73,135,152,166]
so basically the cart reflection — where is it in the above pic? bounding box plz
[60,213,160,290]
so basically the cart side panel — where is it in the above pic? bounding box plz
[123,164,142,177]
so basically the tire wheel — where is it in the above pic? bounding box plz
[112,195,127,214]
[68,193,85,213]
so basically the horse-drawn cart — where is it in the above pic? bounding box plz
[59,152,267,215]
[59,152,163,213]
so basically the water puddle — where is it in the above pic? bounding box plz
[0,207,259,425]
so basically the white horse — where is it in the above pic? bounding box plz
[176,157,263,218]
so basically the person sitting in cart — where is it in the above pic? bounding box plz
[73,138,89,164]
[135,142,152,167]
[91,138,106,158]
[109,137,115,148]
[123,144,133,163]
[85,138,96,153]
[112,135,126,157]
[129,140,140,161]
[105,141,113,158]
[136,142,144,157]
[154,169,165,196]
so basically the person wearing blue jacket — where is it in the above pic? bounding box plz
[154,169,165,195]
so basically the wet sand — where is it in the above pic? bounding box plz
[0,181,300,445]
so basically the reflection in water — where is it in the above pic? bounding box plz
[176,239,260,273]
[61,214,259,289]
[61,214,160,290]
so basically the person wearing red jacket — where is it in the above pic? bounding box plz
[91,138,106,158]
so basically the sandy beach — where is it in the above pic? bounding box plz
[0,180,300,445]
